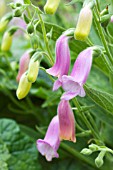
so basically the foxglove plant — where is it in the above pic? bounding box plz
[46,34,70,91]
[61,47,93,100]
[37,115,60,161]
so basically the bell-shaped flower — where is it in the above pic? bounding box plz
[74,5,93,41]
[61,47,93,100]
[46,34,70,91]
[44,0,60,15]
[37,115,60,161]
[58,100,76,142]
[16,51,30,82]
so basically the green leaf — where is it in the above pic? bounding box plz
[85,85,113,114]
[0,119,41,170]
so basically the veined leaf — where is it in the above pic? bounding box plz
[85,85,113,114]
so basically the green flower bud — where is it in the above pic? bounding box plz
[30,35,39,49]
[74,5,92,41]
[1,31,13,51]
[14,8,22,17]
[0,13,13,32]
[27,58,40,83]
[81,148,92,155]
[89,144,99,152]
[44,0,61,15]
[95,151,106,168]
[16,73,32,100]
[27,23,34,34]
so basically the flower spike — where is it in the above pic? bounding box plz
[46,34,70,91]
[37,115,60,161]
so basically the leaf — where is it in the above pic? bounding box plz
[0,118,41,170]
[84,85,113,114]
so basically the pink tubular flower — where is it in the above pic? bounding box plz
[61,47,93,100]
[58,100,76,142]
[16,51,30,82]
[46,34,70,91]
[37,115,60,161]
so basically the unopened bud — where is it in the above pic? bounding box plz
[81,148,92,155]
[89,144,99,152]
[83,0,95,9]
[0,13,13,32]
[16,73,32,100]
[95,151,105,168]
[14,8,22,17]
[44,0,61,15]
[74,5,92,41]
[27,23,34,34]
[1,31,13,51]
[27,56,40,83]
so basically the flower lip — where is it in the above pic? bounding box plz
[37,139,59,161]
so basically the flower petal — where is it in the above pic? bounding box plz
[53,79,62,91]
[71,48,93,84]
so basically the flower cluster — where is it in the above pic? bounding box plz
[36,32,94,161]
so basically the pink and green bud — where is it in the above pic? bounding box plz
[46,34,70,91]
[16,51,30,82]
[58,100,76,142]
[16,72,32,100]
[37,115,60,161]
[74,5,93,41]
[61,47,93,100]
[1,31,13,52]
[44,0,60,15]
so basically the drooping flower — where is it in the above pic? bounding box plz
[44,0,61,15]
[61,47,93,100]
[16,72,32,100]
[16,51,30,82]
[58,100,76,142]
[46,34,70,91]
[37,115,60,161]
[74,5,93,41]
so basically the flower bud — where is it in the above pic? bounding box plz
[30,35,39,49]
[14,8,22,17]
[27,54,41,83]
[16,72,32,100]
[89,144,99,152]
[44,0,60,15]
[0,13,13,32]
[74,5,92,41]
[27,22,34,34]
[1,31,13,51]
[95,151,105,168]
[81,148,92,155]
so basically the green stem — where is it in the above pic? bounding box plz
[96,0,100,12]
[93,9,113,65]
[60,143,97,169]
[37,12,54,65]
[73,98,100,141]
